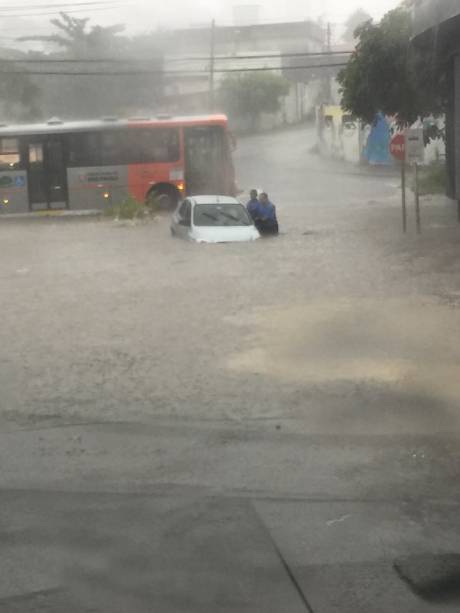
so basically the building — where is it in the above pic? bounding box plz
[156,20,326,130]
[412,1,460,198]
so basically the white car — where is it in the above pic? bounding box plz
[170,195,260,244]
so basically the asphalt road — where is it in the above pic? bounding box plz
[1,124,460,611]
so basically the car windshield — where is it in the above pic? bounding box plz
[193,203,252,227]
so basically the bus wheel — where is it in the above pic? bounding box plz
[147,186,179,212]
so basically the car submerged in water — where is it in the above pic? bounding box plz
[170,195,260,244]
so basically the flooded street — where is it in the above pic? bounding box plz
[2,125,460,436]
[1,125,460,611]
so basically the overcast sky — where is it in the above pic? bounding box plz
[1,0,402,43]
[119,0,401,31]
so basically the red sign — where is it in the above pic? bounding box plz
[390,133,405,161]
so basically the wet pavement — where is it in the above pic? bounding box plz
[1,124,460,611]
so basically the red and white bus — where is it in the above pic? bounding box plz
[0,114,236,214]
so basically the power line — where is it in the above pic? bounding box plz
[0,5,127,18]
[0,62,348,76]
[0,1,118,11]
[0,50,353,64]
[168,50,353,62]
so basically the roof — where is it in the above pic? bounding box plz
[0,114,228,137]
[189,195,240,205]
[413,0,460,37]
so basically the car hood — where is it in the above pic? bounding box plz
[191,225,260,243]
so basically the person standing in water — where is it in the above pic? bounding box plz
[254,192,279,235]
[246,189,260,221]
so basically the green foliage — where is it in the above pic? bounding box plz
[104,196,147,220]
[0,60,42,121]
[415,163,447,195]
[338,7,445,124]
[219,72,290,126]
[17,13,164,119]
[19,12,126,57]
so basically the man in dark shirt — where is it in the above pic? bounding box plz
[247,190,279,235]
[254,192,279,235]
[246,189,260,221]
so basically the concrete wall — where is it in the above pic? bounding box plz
[317,107,445,167]
[317,105,366,164]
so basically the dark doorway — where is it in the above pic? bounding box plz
[27,137,68,211]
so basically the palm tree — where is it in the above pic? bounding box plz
[18,12,126,57]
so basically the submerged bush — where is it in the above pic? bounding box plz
[104,196,148,220]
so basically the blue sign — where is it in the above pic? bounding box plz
[14,175,26,187]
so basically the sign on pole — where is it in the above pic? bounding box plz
[390,133,405,162]
[390,133,407,232]
[405,128,424,234]
[405,128,425,165]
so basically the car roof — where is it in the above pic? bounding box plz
[189,195,241,206]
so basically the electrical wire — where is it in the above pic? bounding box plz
[0,62,348,76]
[0,0,118,10]
[0,5,127,18]
[0,51,353,63]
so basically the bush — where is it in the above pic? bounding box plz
[104,196,146,220]
[219,72,290,129]
[415,162,447,195]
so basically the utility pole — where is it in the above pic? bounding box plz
[326,22,332,103]
[326,22,332,53]
[209,19,216,112]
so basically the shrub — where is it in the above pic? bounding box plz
[104,196,146,220]
[415,162,447,196]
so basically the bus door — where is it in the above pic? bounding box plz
[184,126,225,195]
[27,137,68,210]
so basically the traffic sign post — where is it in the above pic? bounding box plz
[405,128,424,234]
[390,133,407,233]
[401,160,407,234]
[405,128,424,165]
[414,163,421,234]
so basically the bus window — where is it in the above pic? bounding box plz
[29,143,44,164]
[68,133,101,167]
[100,130,126,165]
[129,128,180,164]
[0,138,21,169]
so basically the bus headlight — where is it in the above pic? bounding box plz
[2,198,9,205]
[177,182,185,192]
[103,192,110,200]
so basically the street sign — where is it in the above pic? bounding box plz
[390,133,407,232]
[405,128,425,165]
[390,133,405,161]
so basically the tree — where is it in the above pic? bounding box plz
[337,6,445,124]
[19,13,126,57]
[0,52,42,121]
[17,14,164,119]
[219,73,290,128]
[343,8,372,43]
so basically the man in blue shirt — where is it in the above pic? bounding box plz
[253,192,279,235]
[246,190,279,235]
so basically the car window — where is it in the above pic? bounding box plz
[178,200,188,218]
[193,203,251,227]
[178,200,191,226]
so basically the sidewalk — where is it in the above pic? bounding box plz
[0,208,102,221]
